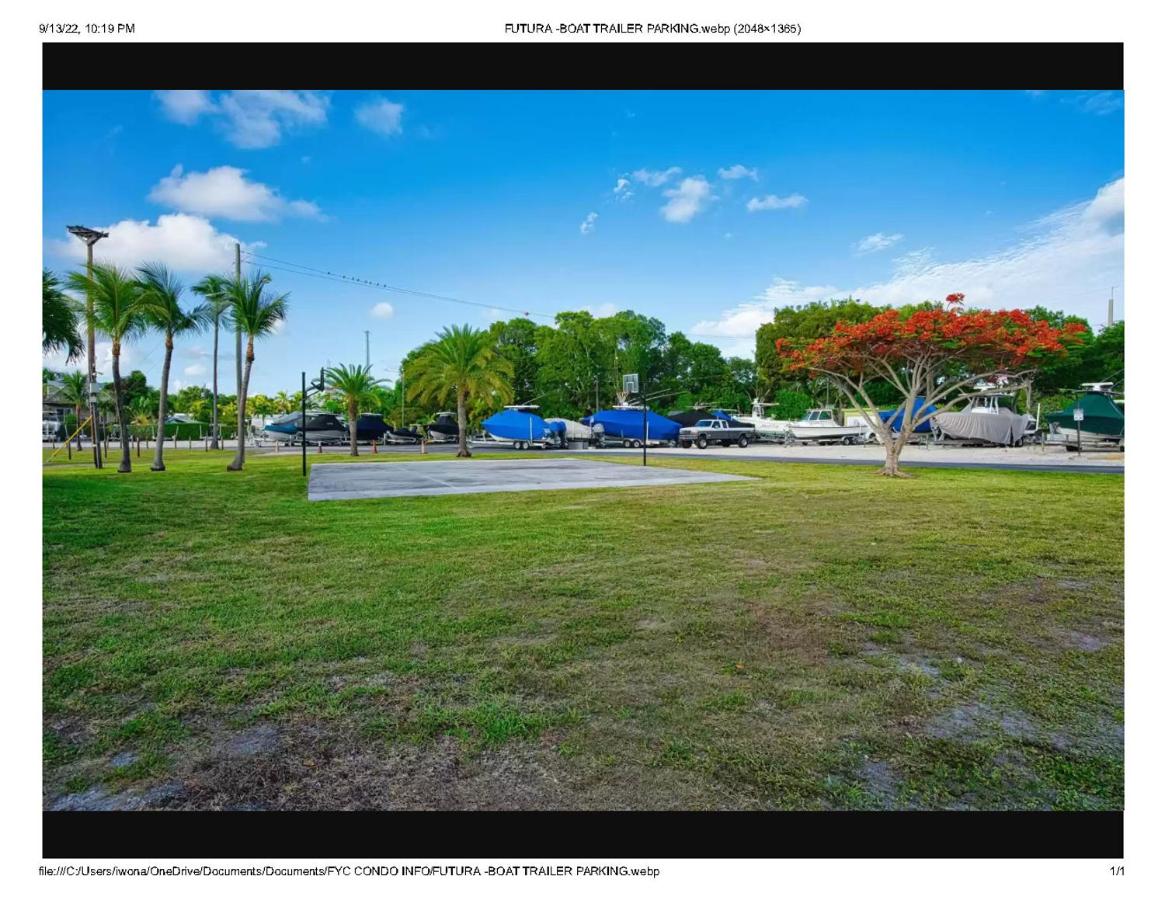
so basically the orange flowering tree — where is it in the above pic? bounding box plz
[775,294,1086,476]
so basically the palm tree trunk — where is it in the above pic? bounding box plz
[228,337,252,470]
[349,401,359,456]
[456,388,471,458]
[152,333,174,471]
[210,315,220,450]
[111,341,132,473]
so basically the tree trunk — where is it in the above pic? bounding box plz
[74,404,83,449]
[349,400,359,457]
[456,388,471,458]
[228,337,252,471]
[880,434,910,477]
[210,316,220,449]
[111,341,132,473]
[152,332,173,471]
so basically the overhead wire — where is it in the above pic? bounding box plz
[239,250,555,321]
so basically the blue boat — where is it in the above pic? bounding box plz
[582,406,681,446]
[482,406,560,448]
[879,398,938,434]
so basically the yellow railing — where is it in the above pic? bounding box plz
[44,416,93,464]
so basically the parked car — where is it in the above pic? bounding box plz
[679,418,755,449]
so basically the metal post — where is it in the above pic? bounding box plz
[365,330,370,369]
[66,228,108,468]
[301,371,308,477]
[642,396,648,466]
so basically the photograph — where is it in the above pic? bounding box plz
[18,8,1153,894]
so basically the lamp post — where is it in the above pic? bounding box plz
[66,225,109,469]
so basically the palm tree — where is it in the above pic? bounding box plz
[192,274,230,450]
[324,364,385,456]
[406,325,513,458]
[57,370,89,450]
[274,390,294,414]
[43,270,83,361]
[138,264,208,472]
[223,272,288,471]
[66,264,145,473]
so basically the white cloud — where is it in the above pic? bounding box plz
[155,90,329,149]
[718,164,758,181]
[155,90,216,124]
[579,211,599,234]
[184,363,207,377]
[148,165,323,222]
[855,232,904,254]
[47,213,260,274]
[370,302,395,319]
[746,193,808,212]
[855,178,1124,323]
[689,278,840,358]
[355,99,405,136]
[690,177,1125,358]
[632,166,681,187]
[583,302,619,318]
[661,176,715,224]
[1066,91,1123,116]
[613,177,633,200]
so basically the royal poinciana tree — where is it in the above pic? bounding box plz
[775,294,1085,477]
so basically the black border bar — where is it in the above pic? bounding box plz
[44,811,1123,859]
[43,42,1122,90]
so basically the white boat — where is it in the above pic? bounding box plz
[786,408,869,444]
[736,400,796,441]
[933,393,1035,446]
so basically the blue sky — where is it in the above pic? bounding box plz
[43,89,1124,395]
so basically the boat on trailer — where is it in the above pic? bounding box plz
[933,393,1035,446]
[786,408,870,444]
[481,405,563,449]
[736,400,796,441]
[582,405,681,448]
[426,411,459,443]
[1045,383,1124,449]
[262,411,348,444]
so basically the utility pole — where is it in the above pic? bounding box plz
[364,330,370,369]
[1107,287,1114,328]
[67,226,108,469]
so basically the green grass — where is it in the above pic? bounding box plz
[42,449,1123,810]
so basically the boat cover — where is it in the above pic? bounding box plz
[585,408,680,441]
[1045,392,1124,437]
[546,417,592,440]
[934,408,1032,444]
[482,408,554,441]
[354,414,391,441]
[879,398,939,434]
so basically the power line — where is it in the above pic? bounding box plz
[239,250,555,321]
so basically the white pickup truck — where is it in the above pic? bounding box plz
[678,418,755,449]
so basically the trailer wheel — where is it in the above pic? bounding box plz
[631,439,642,448]
[512,441,522,449]
[680,440,692,449]
[738,435,750,448]
[622,439,631,448]
[696,435,708,449]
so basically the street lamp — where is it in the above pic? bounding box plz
[67,225,109,469]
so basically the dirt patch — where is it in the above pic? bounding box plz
[48,781,186,811]
[856,758,900,808]
[925,701,1040,743]
[223,724,281,758]
[1060,630,1110,652]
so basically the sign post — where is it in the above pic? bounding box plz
[1073,404,1084,453]
[623,373,647,467]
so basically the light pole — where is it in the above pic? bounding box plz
[67,225,108,469]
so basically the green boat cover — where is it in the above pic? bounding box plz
[1045,392,1124,436]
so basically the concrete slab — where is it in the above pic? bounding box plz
[307,457,753,501]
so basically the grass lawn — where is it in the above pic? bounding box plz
[42,449,1123,810]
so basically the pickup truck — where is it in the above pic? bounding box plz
[678,418,755,449]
